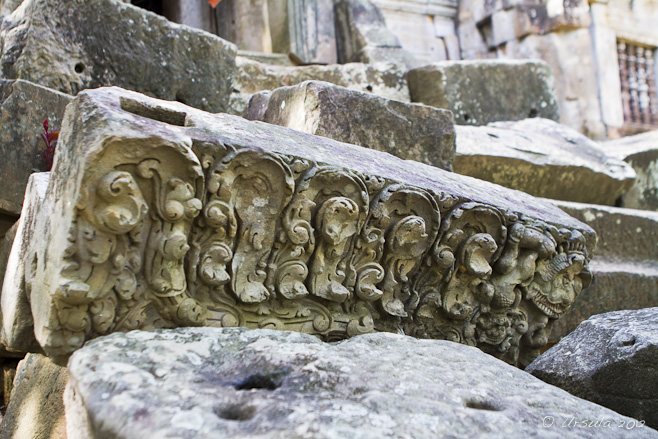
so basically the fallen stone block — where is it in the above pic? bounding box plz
[408,60,560,126]
[0,353,67,439]
[0,0,237,113]
[244,81,455,171]
[453,118,636,205]
[333,0,419,67]
[230,57,410,115]
[10,86,595,368]
[65,328,657,439]
[528,307,658,430]
[547,200,658,341]
[1,173,48,355]
[0,79,72,216]
[598,130,658,211]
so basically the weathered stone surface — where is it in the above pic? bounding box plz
[0,0,237,113]
[502,28,605,138]
[65,327,657,439]
[599,130,658,211]
[1,173,48,354]
[16,86,595,368]
[371,2,460,64]
[334,0,419,67]
[547,200,658,341]
[0,353,67,439]
[245,81,455,171]
[453,118,636,205]
[0,80,71,216]
[230,57,410,115]
[528,308,658,430]
[408,60,560,126]
[279,0,337,64]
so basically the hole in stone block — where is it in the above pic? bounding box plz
[464,399,502,411]
[74,62,86,74]
[234,371,285,391]
[366,85,373,92]
[214,404,256,421]
[528,108,538,118]
[463,113,471,123]
[120,98,187,126]
[619,335,636,347]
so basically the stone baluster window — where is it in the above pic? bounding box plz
[618,40,658,132]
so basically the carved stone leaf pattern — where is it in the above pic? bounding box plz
[42,128,593,368]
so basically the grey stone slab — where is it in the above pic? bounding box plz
[65,327,658,439]
[408,60,560,126]
[528,308,658,430]
[245,80,455,171]
[0,0,237,113]
[0,353,67,439]
[0,80,71,216]
[453,119,636,206]
[230,57,410,115]
[599,130,658,211]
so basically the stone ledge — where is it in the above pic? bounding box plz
[4,87,595,368]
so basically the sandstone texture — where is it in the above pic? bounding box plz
[408,60,560,126]
[453,118,636,205]
[528,308,658,430]
[0,79,71,216]
[502,29,606,138]
[334,0,419,67]
[1,172,48,354]
[65,327,657,439]
[547,200,658,341]
[0,0,237,113]
[231,57,409,115]
[0,353,68,439]
[245,81,455,171]
[10,87,595,369]
[599,130,658,211]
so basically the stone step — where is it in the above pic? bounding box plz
[453,118,636,206]
[546,200,658,341]
[244,80,455,171]
[1,86,595,369]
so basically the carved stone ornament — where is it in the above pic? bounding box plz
[19,87,596,367]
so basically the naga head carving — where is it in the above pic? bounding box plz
[526,231,590,318]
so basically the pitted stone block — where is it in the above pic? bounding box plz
[7,87,595,367]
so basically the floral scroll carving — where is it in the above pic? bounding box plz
[41,136,593,368]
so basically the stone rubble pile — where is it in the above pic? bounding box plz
[0,0,655,438]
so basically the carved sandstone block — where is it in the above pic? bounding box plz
[408,60,560,126]
[0,0,237,113]
[244,81,456,171]
[16,87,595,367]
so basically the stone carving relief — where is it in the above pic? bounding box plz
[35,136,592,368]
